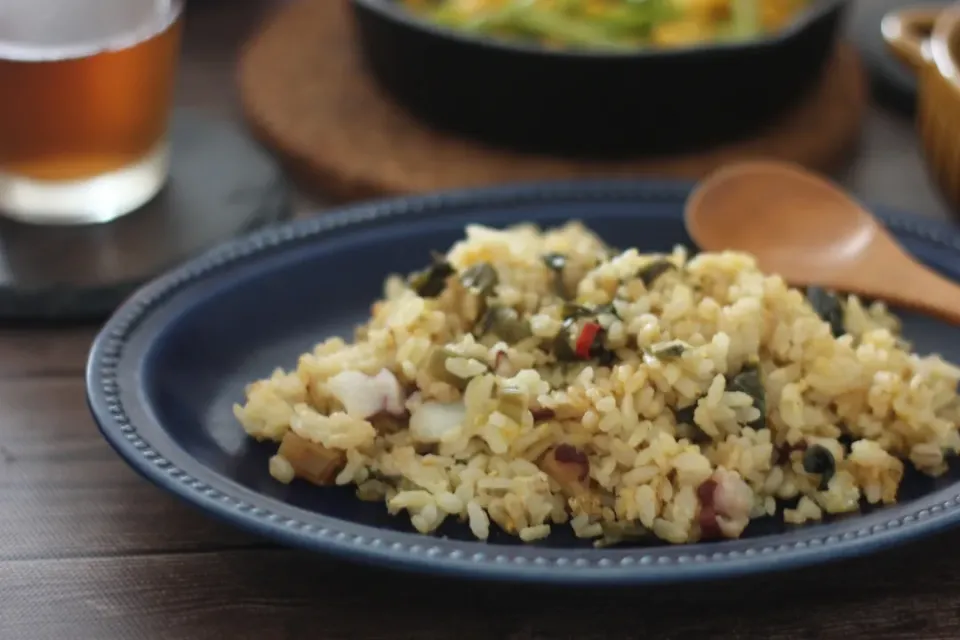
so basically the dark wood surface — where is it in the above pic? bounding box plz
[1,1,958,638]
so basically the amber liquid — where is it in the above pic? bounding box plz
[0,0,181,181]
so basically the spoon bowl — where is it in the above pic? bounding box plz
[685,160,960,324]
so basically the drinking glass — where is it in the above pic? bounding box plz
[0,0,183,225]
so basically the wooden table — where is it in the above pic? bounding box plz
[2,2,958,638]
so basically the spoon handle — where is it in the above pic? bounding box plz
[863,258,960,326]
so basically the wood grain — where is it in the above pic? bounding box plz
[0,327,95,376]
[1,0,959,638]
[0,377,265,560]
[3,536,960,639]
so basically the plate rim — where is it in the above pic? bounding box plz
[86,178,960,585]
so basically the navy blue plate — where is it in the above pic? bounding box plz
[87,180,960,585]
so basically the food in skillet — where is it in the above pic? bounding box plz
[234,222,960,546]
[399,0,813,49]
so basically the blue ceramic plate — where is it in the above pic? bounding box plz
[87,180,960,585]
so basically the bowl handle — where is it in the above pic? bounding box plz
[881,6,942,72]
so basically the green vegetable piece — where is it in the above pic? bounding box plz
[409,253,455,298]
[802,445,836,491]
[806,286,845,338]
[673,402,710,443]
[636,259,676,288]
[504,5,636,50]
[674,403,696,426]
[562,301,620,323]
[553,312,616,365]
[497,384,528,424]
[595,521,651,548]
[356,481,387,502]
[592,302,621,319]
[475,306,496,337]
[585,0,681,41]
[476,304,532,344]
[588,327,616,367]
[726,362,766,429]
[425,347,470,391]
[542,252,571,298]
[728,0,761,40]
[561,302,592,320]
[542,252,568,272]
[649,340,688,359]
[427,0,514,31]
[551,326,578,362]
[419,0,691,50]
[460,262,499,297]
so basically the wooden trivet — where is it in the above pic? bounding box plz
[238,0,868,203]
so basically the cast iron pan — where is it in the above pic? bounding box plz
[349,0,849,157]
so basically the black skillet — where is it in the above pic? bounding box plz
[349,0,850,157]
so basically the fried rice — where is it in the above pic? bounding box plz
[233,221,960,546]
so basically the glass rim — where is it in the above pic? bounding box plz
[0,0,184,62]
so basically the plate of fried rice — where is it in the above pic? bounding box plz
[88,180,960,584]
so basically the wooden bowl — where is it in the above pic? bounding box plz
[883,4,960,210]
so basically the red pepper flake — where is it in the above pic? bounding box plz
[493,350,508,370]
[575,322,602,359]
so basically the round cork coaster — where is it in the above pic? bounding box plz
[238,0,868,203]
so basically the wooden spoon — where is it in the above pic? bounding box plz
[684,160,960,323]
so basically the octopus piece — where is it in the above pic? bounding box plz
[408,401,467,443]
[326,369,406,420]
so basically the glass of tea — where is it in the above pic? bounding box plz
[0,0,183,225]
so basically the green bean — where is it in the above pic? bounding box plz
[430,0,635,49]
[414,0,799,49]
[728,0,762,39]
[589,0,677,34]
[505,7,637,49]
[428,0,533,34]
